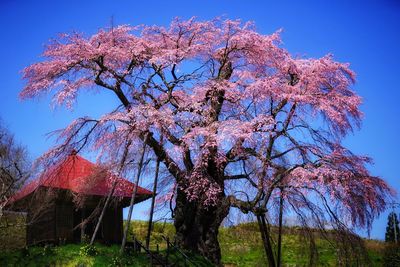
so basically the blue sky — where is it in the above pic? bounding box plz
[1,0,399,240]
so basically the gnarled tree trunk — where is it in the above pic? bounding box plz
[173,187,230,266]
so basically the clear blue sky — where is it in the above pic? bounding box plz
[1,0,399,240]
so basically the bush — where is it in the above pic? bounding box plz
[124,244,136,256]
[42,244,55,256]
[109,255,133,266]
[21,246,30,257]
[81,234,90,244]
[383,244,400,267]
[79,244,98,256]
[110,256,122,266]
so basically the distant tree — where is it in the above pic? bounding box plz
[20,17,393,265]
[385,212,400,243]
[0,120,30,216]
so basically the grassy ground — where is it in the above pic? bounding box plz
[0,220,386,266]
[130,221,385,266]
[218,223,385,266]
[0,244,150,267]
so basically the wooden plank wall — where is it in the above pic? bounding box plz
[55,204,74,243]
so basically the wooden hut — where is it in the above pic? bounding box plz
[7,151,152,245]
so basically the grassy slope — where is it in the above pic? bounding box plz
[130,221,384,266]
[0,220,385,266]
[218,223,384,266]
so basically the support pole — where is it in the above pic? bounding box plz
[257,213,276,267]
[120,134,148,254]
[277,188,284,267]
[90,139,132,245]
[81,209,86,242]
[146,159,160,250]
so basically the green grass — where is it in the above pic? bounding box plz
[130,221,385,266]
[218,223,385,266]
[0,220,386,266]
[0,243,150,267]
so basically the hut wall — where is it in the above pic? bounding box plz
[25,187,74,245]
[101,206,123,243]
[14,187,137,245]
[27,201,56,245]
[55,203,74,243]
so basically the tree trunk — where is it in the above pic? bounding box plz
[173,187,230,266]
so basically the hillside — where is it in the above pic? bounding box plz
[130,220,385,266]
[0,219,386,266]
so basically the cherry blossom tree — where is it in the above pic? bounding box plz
[21,17,392,265]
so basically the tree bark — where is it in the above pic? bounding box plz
[173,187,230,266]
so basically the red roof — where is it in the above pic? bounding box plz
[10,153,152,202]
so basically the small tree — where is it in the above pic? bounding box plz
[385,212,400,243]
[0,119,30,216]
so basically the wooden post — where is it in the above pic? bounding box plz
[166,237,169,266]
[277,188,284,267]
[90,139,133,245]
[120,134,148,254]
[81,209,86,242]
[146,159,160,249]
[257,213,276,267]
